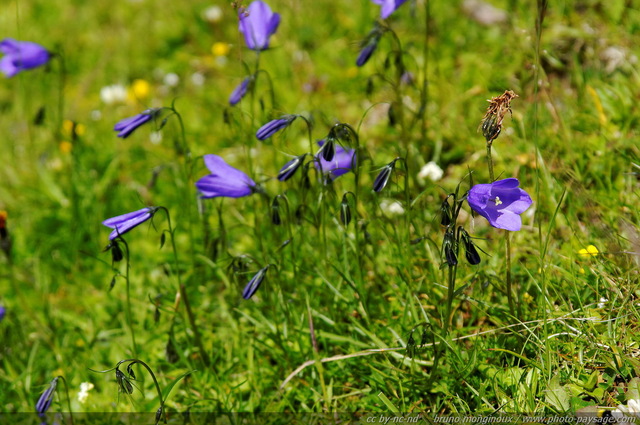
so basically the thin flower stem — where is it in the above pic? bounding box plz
[116,359,167,424]
[505,230,515,317]
[486,143,495,182]
[161,208,210,367]
[57,376,75,425]
[444,263,457,333]
[121,238,138,358]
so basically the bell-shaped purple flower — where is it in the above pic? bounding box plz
[314,140,356,182]
[0,38,50,78]
[195,154,256,198]
[36,377,58,416]
[103,207,156,240]
[114,108,160,138]
[239,0,281,51]
[229,77,252,106]
[0,305,5,322]
[256,115,296,140]
[467,178,532,231]
[371,0,409,19]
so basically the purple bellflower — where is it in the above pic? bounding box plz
[195,154,256,198]
[114,108,160,138]
[103,207,157,240]
[0,38,50,78]
[36,377,58,416]
[371,0,409,19]
[0,305,5,322]
[467,178,532,231]
[256,115,296,140]
[239,0,281,51]
[314,140,356,182]
[229,77,252,106]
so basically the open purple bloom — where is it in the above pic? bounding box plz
[36,377,58,416]
[195,154,256,198]
[0,38,50,78]
[314,140,356,182]
[229,77,251,106]
[371,0,409,19]
[467,178,532,231]
[103,207,156,240]
[239,0,281,51]
[114,109,159,138]
[256,115,296,140]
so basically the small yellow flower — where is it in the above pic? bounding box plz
[59,141,72,154]
[211,42,230,57]
[130,79,151,101]
[578,245,599,257]
[61,120,86,138]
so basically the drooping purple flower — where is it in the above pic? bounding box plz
[371,0,409,19]
[239,0,281,51]
[229,77,251,106]
[256,115,296,140]
[0,38,50,78]
[277,154,307,182]
[243,266,270,299]
[467,178,532,231]
[0,305,5,322]
[113,108,160,138]
[195,154,256,198]
[103,207,156,240]
[36,377,58,416]
[356,42,378,67]
[314,140,356,182]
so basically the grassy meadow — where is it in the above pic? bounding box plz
[1,0,640,421]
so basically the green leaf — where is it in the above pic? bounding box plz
[162,369,196,401]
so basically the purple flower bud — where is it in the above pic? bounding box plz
[229,77,252,106]
[314,140,356,182]
[371,0,409,19]
[243,266,270,299]
[0,305,5,322]
[35,377,58,416]
[195,155,256,198]
[467,178,533,231]
[0,38,50,78]
[113,109,160,138]
[239,0,281,51]
[256,115,296,140]
[103,207,156,240]
[277,154,306,182]
[357,42,378,67]
[373,160,397,192]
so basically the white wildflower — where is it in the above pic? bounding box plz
[163,72,180,88]
[77,382,94,404]
[380,200,404,216]
[597,297,608,308]
[203,6,223,23]
[191,72,205,87]
[417,161,444,184]
[149,131,163,145]
[612,398,640,422]
[99,84,127,105]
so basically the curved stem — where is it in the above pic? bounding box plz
[505,230,515,317]
[57,376,74,425]
[116,359,167,424]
